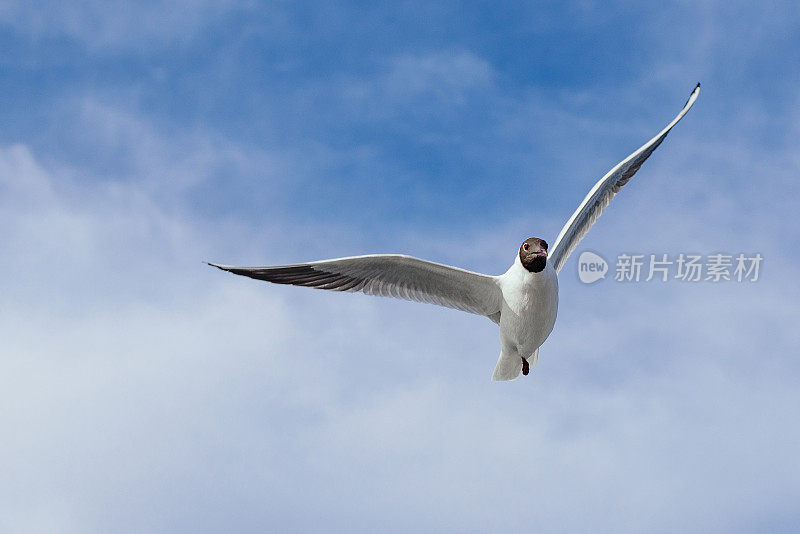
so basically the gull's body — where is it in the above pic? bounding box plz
[493,254,558,380]
[211,84,700,381]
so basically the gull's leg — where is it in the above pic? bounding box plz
[521,357,530,376]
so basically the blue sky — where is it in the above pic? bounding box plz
[1,1,799,532]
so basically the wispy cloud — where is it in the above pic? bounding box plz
[0,0,247,52]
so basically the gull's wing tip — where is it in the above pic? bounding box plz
[684,82,701,107]
[206,262,233,272]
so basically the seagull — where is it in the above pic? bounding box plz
[210,84,700,381]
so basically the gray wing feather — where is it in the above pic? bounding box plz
[548,83,700,273]
[209,254,503,319]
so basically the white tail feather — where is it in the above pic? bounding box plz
[491,349,538,381]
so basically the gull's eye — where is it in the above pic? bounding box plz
[523,242,529,251]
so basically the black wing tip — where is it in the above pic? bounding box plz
[207,262,233,272]
[683,83,701,107]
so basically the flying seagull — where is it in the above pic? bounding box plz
[210,84,700,381]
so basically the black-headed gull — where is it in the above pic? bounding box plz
[210,84,700,381]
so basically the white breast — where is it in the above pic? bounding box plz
[497,256,559,356]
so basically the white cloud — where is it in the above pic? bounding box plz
[383,51,495,104]
[2,89,800,532]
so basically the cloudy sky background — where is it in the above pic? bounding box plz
[1,1,799,532]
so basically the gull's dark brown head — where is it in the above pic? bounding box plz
[519,237,548,273]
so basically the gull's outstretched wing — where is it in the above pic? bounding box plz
[209,254,503,320]
[548,83,700,273]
